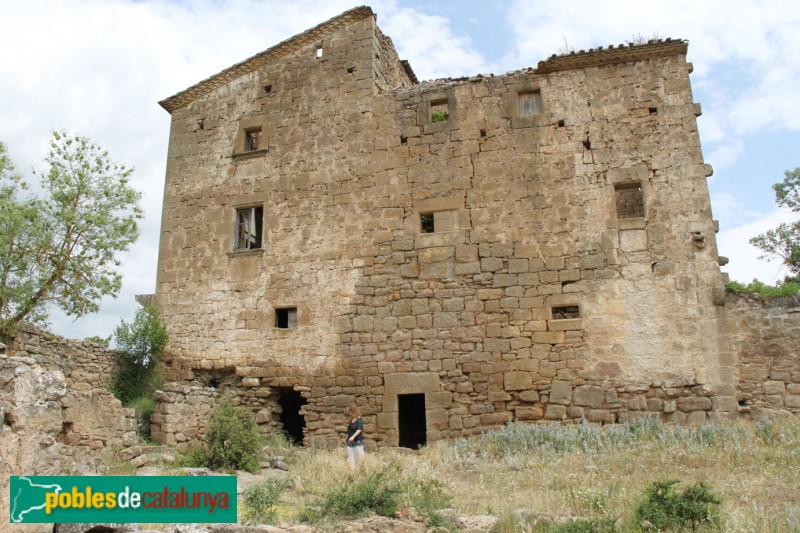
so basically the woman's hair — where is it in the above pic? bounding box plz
[348,404,362,418]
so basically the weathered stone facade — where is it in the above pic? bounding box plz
[150,6,775,449]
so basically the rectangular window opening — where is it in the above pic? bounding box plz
[245,128,262,152]
[400,135,408,145]
[235,206,263,250]
[552,305,580,319]
[315,46,323,59]
[430,99,449,123]
[264,84,272,94]
[649,107,658,115]
[275,307,298,329]
[420,213,435,234]
[347,67,355,73]
[518,90,543,116]
[615,183,645,219]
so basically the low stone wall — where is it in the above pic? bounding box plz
[728,292,800,417]
[9,323,117,389]
[5,324,137,455]
[151,383,220,450]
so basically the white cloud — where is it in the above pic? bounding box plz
[380,7,490,79]
[716,207,796,283]
[706,140,745,174]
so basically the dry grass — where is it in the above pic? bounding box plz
[258,417,800,531]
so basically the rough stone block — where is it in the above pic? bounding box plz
[519,390,540,402]
[572,385,605,408]
[619,229,648,252]
[677,396,712,411]
[480,411,512,425]
[549,381,573,405]
[544,404,567,420]
[515,406,543,420]
[762,381,786,395]
[504,372,532,391]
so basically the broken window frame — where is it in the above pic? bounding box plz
[551,305,580,320]
[518,89,543,116]
[420,213,435,234]
[244,128,262,152]
[275,307,298,329]
[614,182,645,219]
[235,206,264,251]
[429,98,449,123]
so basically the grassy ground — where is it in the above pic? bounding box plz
[256,416,800,532]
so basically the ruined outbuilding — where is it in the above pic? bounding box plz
[148,6,798,449]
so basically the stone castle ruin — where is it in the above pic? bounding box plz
[145,6,800,450]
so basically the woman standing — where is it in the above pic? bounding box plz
[346,404,365,467]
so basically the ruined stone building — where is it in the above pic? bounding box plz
[148,6,797,450]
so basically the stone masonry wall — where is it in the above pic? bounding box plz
[153,11,737,449]
[728,293,800,417]
[7,325,137,452]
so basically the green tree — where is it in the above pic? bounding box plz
[112,307,168,405]
[0,131,142,338]
[750,167,800,277]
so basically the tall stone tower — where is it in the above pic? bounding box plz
[151,6,733,449]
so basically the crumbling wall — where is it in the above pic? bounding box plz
[728,293,800,416]
[7,324,137,452]
[0,356,65,529]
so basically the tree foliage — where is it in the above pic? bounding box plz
[750,167,800,277]
[112,307,168,405]
[0,131,142,338]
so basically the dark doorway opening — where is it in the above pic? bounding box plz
[276,388,307,445]
[398,393,427,449]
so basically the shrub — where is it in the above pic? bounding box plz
[404,477,451,527]
[243,479,285,524]
[202,401,263,473]
[635,479,721,531]
[302,465,402,521]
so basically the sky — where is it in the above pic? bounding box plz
[1,0,798,341]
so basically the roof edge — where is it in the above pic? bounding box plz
[536,39,688,74]
[159,6,374,113]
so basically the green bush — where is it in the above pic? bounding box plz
[726,279,800,299]
[201,401,263,473]
[635,479,721,531]
[112,307,168,406]
[243,479,285,524]
[302,466,402,521]
[404,477,451,527]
